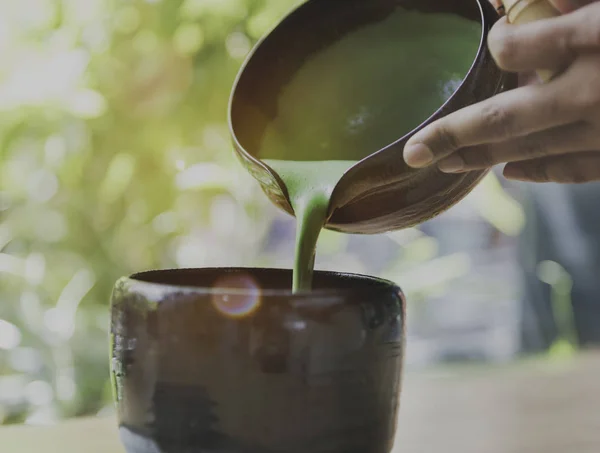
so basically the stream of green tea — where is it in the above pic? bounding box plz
[258,9,482,292]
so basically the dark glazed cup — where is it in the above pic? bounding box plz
[110,268,406,453]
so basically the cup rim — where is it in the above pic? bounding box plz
[119,267,402,299]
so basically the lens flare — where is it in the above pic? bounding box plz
[211,273,261,318]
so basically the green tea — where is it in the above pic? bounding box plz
[263,160,356,292]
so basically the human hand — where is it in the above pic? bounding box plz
[403,1,600,183]
[490,0,592,12]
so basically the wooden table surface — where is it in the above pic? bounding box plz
[2,352,599,453]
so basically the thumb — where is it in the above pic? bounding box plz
[549,0,597,13]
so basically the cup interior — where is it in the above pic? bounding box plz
[229,0,484,161]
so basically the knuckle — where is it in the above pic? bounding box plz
[555,25,576,58]
[578,90,600,114]
[572,58,600,112]
[585,155,600,181]
[588,81,600,111]
[523,159,551,182]
[549,163,585,183]
[517,136,549,159]
[576,94,596,115]
[580,86,600,113]
[583,9,600,47]
[566,5,600,44]
[460,147,495,168]
[594,131,600,149]
[546,155,597,184]
[433,124,460,154]
[577,154,600,183]
[544,94,565,119]
[480,103,516,139]
[591,24,600,49]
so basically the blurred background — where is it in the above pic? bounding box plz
[0,0,592,428]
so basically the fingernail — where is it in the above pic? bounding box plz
[404,143,434,168]
[438,155,465,173]
[504,165,526,180]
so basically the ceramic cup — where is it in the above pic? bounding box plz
[110,268,406,453]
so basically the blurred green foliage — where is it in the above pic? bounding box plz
[0,0,306,424]
[0,0,531,426]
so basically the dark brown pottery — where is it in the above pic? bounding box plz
[229,0,518,234]
[110,268,406,453]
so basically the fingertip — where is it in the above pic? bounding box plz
[403,143,434,168]
[492,15,510,28]
[488,15,510,43]
[438,155,465,173]
[503,164,528,181]
[487,19,518,70]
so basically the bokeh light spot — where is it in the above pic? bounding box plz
[133,30,159,54]
[226,32,251,60]
[44,136,67,167]
[99,153,136,203]
[34,210,67,243]
[211,273,261,318]
[152,211,178,235]
[9,347,43,373]
[115,7,141,35]
[27,169,59,203]
[66,89,107,118]
[24,253,46,285]
[173,23,204,55]
[0,319,22,350]
[25,380,53,407]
